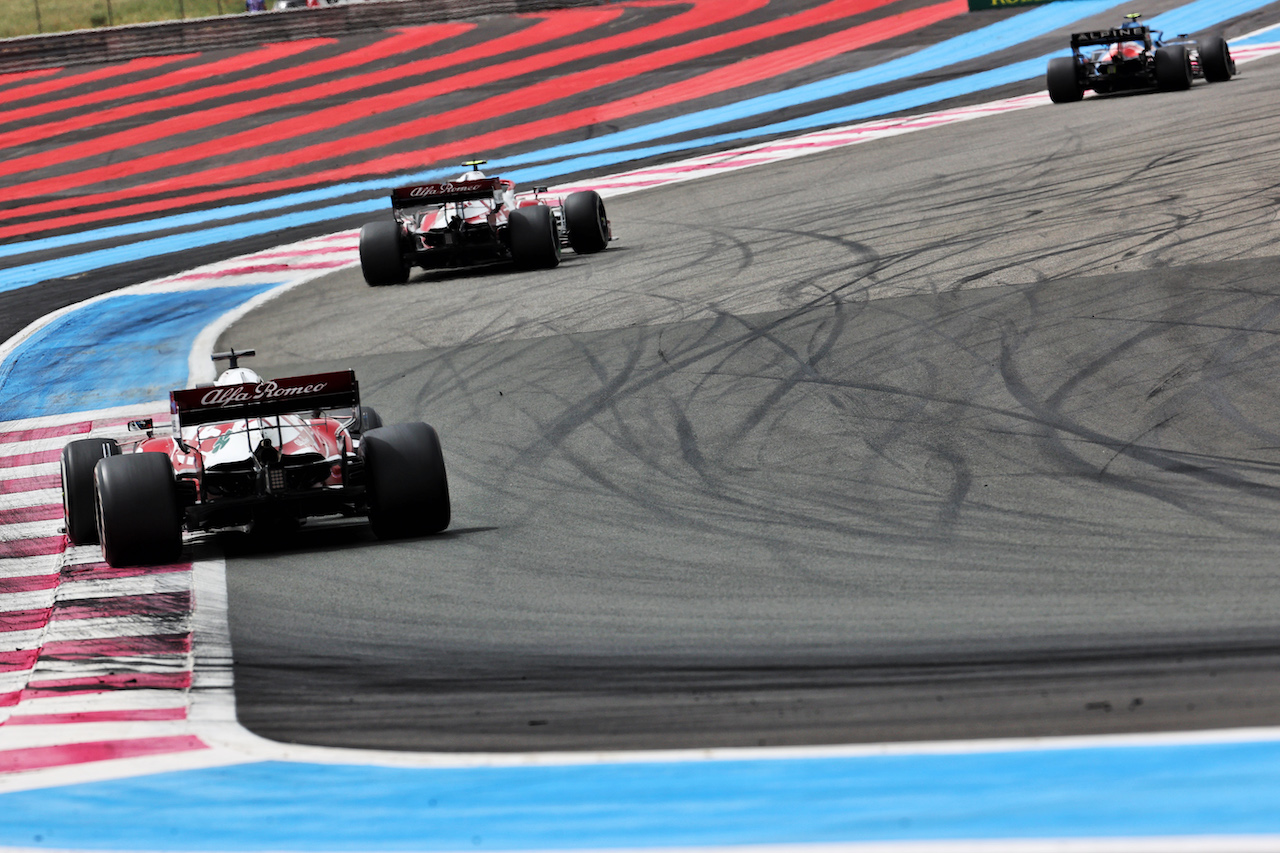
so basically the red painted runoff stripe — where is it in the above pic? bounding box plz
[6,707,188,725]
[23,671,193,697]
[62,561,190,582]
[299,0,968,186]
[0,0,963,235]
[41,632,192,658]
[0,37,333,133]
[0,448,60,469]
[0,735,207,773]
[0,29,430,151]
[0,422,91,443]
[0,474,60,494]
[69,0,960,214]
[0,0,737,208]
[0,536,64,559]
[0,7,610,189]
[0,505,62,525]
[0,649,38,671]
[0,67,61,89]
[0,0,790,222]
[0,54,198,105]
[0,573,60,595]
[0,22,470,181]
[0,608,53,633]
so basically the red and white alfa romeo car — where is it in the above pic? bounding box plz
[358,162,612,285]
[60,350,450,567]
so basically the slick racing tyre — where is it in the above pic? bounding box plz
[508,205,561,269]
[60,437,120,545]
[359,220,410,286]
[1155,44,1193,91]
[564,190,610,254]
[95,453,183,567]
[1046,57,1083,104]
[1199,36,1235,83]
[360,422,450,539]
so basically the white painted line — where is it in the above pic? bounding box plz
[40,615,192,643]
[0,719,195,750]
[10,689,190,716]
[59,571,191,600]
[0,588,56,612]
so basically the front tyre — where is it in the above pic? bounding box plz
[563,191,610,254]
[1155,44,1192,91]
[1199,36,1234,83]
[508,205,561,269]
[359,220,410,286]
[1046,57,1083,104]
[361,422,450,539]
[61,438,120,545]
[95,453,183,567]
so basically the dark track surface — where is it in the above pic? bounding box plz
[219,47,1280,750]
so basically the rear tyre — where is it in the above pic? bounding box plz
[1046,57,1083,104]
[563,191,610,254]
[361,422,450,539]
[1199,36,1234,83]
[359,220,410,286]
[508,205,561,269]
[1155,44,1192,91]
[60,438,120,545]
[95,453,183,567]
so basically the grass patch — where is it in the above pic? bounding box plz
[0,0,235,38]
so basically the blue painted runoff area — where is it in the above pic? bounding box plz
[0,284,278,420]
[4,740,1280,849]
[0,201,379,296]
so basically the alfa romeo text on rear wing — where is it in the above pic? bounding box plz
[171,370,360,428]
[391,178,505,209]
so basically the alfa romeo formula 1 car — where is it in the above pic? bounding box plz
[357,161,612,286]
[1047,14,1235,104]
[60,350,450,567]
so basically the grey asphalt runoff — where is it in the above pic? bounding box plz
[220,54,1280,751]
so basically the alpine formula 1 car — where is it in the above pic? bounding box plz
[357,161,612,286]
[1047,14,1235,104]
[60,350,450,567]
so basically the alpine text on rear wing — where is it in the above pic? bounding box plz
[1071,27,1154,50]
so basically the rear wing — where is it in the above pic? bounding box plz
[170,370,360,428]
[391,178,504,209]
[1071,26,1153,51]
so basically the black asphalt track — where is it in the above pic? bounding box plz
[217,49,1280,750]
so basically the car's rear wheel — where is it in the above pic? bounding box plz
[564,191,610,254]
[1046,57,1083,104]
[95,453,184,567]
[1155,44,1192,91]
[508,205,561,269]
[359,220,410,286]
[61,438,120,545]
[1199,36,1234,83]
[360,422,450,539]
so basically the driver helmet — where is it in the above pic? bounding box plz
[215,366,263,386]
[457,168,487,182]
